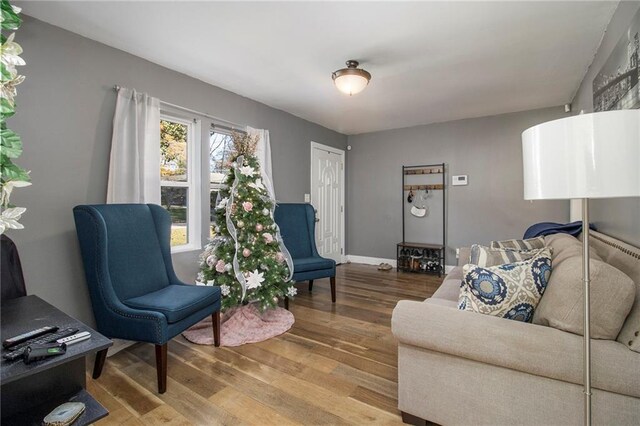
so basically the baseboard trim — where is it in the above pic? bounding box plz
[346,255,455,274]
[347,255,397,267]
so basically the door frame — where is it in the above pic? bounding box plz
[310,141,346,264]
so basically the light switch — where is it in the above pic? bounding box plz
[304,193,311,202]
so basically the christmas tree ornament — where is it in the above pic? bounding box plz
[206,255,216,268]
[263,233,274,244]
[237,220,244,228]
[262,208,269,216]
[243,248,251,257]
[256,223,264,232]
[246,269,265,289]
[242,201,253,212]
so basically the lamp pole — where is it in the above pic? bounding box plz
[582,198,591,426]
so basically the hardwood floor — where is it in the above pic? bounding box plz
[89,263,443,425]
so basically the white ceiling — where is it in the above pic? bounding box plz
[21,1,617,135]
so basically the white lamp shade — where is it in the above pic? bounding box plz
[522,110,640,200]
[333,74,369,96]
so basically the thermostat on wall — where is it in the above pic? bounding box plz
[452,175,468,186]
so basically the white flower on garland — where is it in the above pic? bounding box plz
[239,165,255,177]
[0,207,26,234]
[220,284,230,296]
[0,33,25,76]
[286,286,297,297]
[0,180,30,207]
[248,178,264,191]
[245,269,265,290]
[216,197,228,209]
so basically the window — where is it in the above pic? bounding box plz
[209,129,234,236]
[160,114,201,251]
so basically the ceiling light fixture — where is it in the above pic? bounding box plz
[332,60,371,96]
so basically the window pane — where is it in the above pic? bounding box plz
[209,131,233,184]
[161,119,188,182]
[161,186,188,246]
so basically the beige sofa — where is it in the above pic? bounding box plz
[392,231,640,425]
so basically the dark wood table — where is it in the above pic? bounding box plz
[1,295,112,425]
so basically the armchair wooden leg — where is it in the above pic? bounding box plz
[330,276,336,303]
[92,348,108,379]
[308,280,314,292]
[213,310,220,347]
[284,296,289,310]
[155,343,168,394]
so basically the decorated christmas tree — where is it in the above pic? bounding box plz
[198,132,294,311]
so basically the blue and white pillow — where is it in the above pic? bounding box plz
[458,250,552,323]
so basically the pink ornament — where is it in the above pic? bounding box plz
[256,223,264,232]
[242,201,253,212]
[243,248,251,257]
[263,233,274,244]
[275,252,285,263]
[215,259,226,273]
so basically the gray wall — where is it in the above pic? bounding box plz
[346,107,569,262]
[9,16,346,323]
[571,1,640,247]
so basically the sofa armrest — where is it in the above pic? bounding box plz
[392,301,640,397]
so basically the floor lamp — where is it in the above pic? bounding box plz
[521,109,640,425]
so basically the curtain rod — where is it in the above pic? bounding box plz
[113,85,245,131]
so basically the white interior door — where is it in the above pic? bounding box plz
[310,142,344,264]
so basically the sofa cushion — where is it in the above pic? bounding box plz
[470,245,548,267]
[533,257,635,339]
[459,250,552,323]
[544,233,602,266]
[292,257,335,273]
[432,275,463,302]
[490,236,545,250]
[588,233,640,353]
[125,284,221,323]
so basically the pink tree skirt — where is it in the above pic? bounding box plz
[182,303,294,347]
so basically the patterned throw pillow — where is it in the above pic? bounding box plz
[458,250,552,322]
[490,236,546,250]
[469,244,549,267]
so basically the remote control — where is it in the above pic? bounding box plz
[23,343,66,364]
[57,332,91,346]
[2,328,78,361]
[2,326,59,349]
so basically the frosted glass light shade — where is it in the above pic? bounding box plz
[334,74,369,96]
[332,60,371,96]
[522,110,640,200]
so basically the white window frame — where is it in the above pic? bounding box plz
[208,127,234,234]
[160,112,202,253]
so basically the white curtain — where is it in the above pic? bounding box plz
[247,126,276,198]
[107,87,161,204]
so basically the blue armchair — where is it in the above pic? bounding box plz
[274,203,336,308]
[73,204,221,393]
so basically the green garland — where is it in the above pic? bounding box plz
[0,0,29,234]
[198,133,294,311]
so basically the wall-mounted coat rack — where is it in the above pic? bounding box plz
[403,184,444,191]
